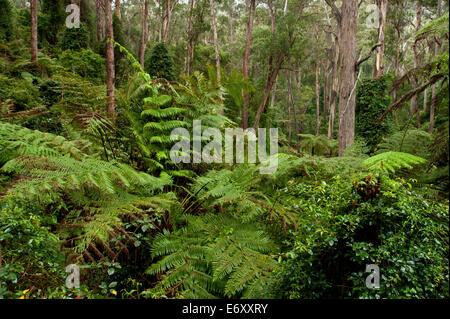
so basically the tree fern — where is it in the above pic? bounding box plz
[0,121,96,164]
[146,214,277,298]
[0,123,176,259]
[362,151,427,173]
[376,129,432,159]
[187,163,297,226]
[298,134,338,156]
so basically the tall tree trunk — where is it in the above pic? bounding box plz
[266,0,287,116]
[393,25,402,103]
[30,0,38,63]
[260,0,277,121]
[423,88,427,112]
[162,0,177,42]
[337,0,358,156]
[270,78,277,108]
[209,0,221,84]
[253,53,286,129]
[295,68,305,135]
[429,0,442,134]
[105,0,115,115]
[287,71,299,149]
[315,63,320,136]
[97,0,105,41]
[162,0,169,42]
[139,0,149,68]
[185,0,195,74]
[253,2,304,129]
[314,24,321,136]
[287,103,292,144]
[228,1,234,44]
[323,59,329,121]
[323,1,338,140]
[410,3,421,128]
[242,0,255,129]
[373,0,387,78]
[158,2,162,42]
[328,34,339,139]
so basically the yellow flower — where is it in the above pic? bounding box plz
[111,290,117,296]
[18,295,25,299]
[22,289,30,294]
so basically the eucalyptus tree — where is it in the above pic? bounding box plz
[242,0,256,129]
[253,0,306,129]
[105,0,116,115]
[30,0,38,63]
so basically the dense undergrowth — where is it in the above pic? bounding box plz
[0,1,448,299]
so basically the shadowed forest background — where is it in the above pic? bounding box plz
[0,0,448,299]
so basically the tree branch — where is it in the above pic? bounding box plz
[355,43,382,70]
[324,0,341,24]
[378,73,445,122]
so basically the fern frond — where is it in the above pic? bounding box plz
[362,151,427,173]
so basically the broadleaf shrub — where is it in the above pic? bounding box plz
[270,175,449,299]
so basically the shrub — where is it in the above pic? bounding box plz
[145,42,175,81]
[22,112,66,135]
[38,0,65,46]
[39,80,62,106]
[356,76,392,154]
[58,23,89,51]
[270,175,449,299]
[58,49,106,83]
[0,203,65,298]
[0,75,40,111]
[0,0,13,41]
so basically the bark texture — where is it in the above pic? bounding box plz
[373,0,387,78]
[242,0,255,129]
[429,0,442,134]
[139,0,149,68]
[30,0,38,63]
[105,0,116,115]
[337,0,358,156]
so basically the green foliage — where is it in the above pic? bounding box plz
[0,16,448,299]
[270,175,449,298]
[121,71,189,173]
[416,13,449,41]
[0,204,65,298]
[192,45,231,75]
[376,129,432,159]
[39,0,65,46]
[146,214,277,298]
[58,49,106,84]
[22,112,65,135]
[38,80,62,106]
[356,77,391,153]
[145,43,175,81]
[176,68,228,118]
[58,23,90,51]
[49,73,106,115]
[0,74,40,111]
[0,122,175,256]
[423,121,450,194]
[0,0,13,41]
[120,48,228,176]
[362,151,427,174]
[298,134,338,156]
